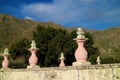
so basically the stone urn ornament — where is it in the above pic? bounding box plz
[72,28,91,66]
[59,52,65,67]
[1,48,10,69]
[96,56,101,65]
[27,40,40,69]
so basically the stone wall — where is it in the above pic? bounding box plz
[0,64,120,80]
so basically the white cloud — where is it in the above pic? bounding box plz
[21,0,120,29]
[24,16,35,21]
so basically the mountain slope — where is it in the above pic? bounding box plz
[91,27,120,58]
[0,14,64,50]
[0,14,120,60]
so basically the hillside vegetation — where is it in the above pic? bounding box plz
[0,14,64,50]
[92,27,120,60]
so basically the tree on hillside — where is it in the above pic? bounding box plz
[84,32,100,64]
[10,39,30,59]
[9,38,30,68]
[33,25,71,66]
[33,25,59,66]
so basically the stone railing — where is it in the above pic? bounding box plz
[0,63,120,80]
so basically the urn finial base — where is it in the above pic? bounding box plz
[27,65,40,69]
[72,61,91,66]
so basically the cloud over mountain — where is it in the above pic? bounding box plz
[21,0,120,29]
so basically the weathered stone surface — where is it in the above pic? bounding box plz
[113,68,120,80]
[0,64,120,80]
[0,71,3,80]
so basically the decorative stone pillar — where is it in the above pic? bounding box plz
[27,40,40,69]
[59,52,65,67]
[1,48,10,69]
[96,56,101,65]
[72,28,91,66]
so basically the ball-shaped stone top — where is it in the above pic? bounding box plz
[77,28,84,35]
[59,52,65,59]
[96,56,101,62]
[4,48,10,55]
[74,28,88,40]
[30,40,37,49]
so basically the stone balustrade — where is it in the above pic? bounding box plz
[0,63,120,80]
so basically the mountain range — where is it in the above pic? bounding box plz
[0,14,120,59]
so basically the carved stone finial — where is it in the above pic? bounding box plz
[1,48,10,69]
[59,52,65,67]
[74,28,87,40]
[59,52,65,59]
[72,28,91,66]
[27,40,40,69]
[30,40,38,50]
[77,28,84,35]
[96,56,101,65]
[4,48,10,56]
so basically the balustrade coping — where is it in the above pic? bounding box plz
[0,63,120,72]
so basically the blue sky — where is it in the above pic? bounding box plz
[0,0,120,30]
